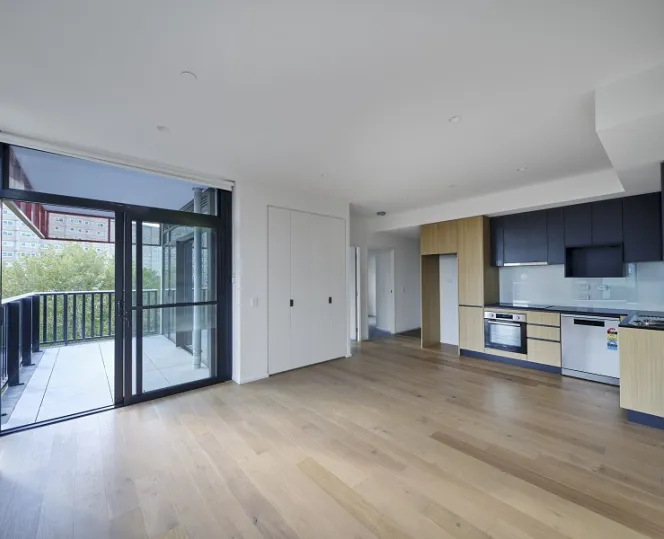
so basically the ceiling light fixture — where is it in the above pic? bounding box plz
[516,167,527,172]
[448,115,461,123]
[156,125,169,132]
[181,70,198,81]
[376,211,387,217]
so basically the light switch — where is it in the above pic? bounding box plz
[250,297,259,307]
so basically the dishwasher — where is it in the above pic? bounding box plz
[561,314,620,385]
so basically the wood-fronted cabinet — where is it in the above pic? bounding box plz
[458,216,497,307]
[421,220,458,255]
[620,327,664,417]
[502,210,547,264]
[546,208,565,265]
[623,193,662,262]
[459,306,484,352]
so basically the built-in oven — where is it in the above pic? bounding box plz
[484,311,527,354]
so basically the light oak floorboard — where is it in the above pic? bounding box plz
[1,335,664,538]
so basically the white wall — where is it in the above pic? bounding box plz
[233,180,350,384]
[369,168,623,233]
[351,217,421,340]
[348,246,359,340]
[367,252,377,316]
[374,249,395,332]
[439,254,459,346]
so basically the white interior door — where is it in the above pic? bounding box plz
[312,214,346,362]
[268,207,292,374]
[375,249,395,333]
[290,210,315,369]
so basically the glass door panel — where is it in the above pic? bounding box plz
[125,216,217,402]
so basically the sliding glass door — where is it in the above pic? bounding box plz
[121,210,220,403]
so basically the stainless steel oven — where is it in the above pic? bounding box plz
[484,312,527,354]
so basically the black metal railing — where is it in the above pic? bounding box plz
[0,287,208,392]
[39,289,160,346]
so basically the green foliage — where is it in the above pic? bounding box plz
[2,242,160,298]
[2,243,162,344]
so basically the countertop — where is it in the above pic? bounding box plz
[484,303,664,331]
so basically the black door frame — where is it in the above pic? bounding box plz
[122,210,223,405]
[0,142,232,429]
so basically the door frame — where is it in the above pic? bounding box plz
[119,207,228,406]
[0,142,233,426]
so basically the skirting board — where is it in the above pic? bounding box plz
[460,349,562,374]
[234,373,269,385]
[627,410,664,431]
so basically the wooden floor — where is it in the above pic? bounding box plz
[2,335,664,539]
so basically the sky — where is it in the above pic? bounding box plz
[12,146,205,211]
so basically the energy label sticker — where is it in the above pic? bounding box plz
[607,328,618,351]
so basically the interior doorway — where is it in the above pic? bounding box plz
[349,246,361,342]
[440,254,459,348]
[367,248,395,339]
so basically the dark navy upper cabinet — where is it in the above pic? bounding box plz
[546,208,565,265]
[591,199,623,246]
[564,203,592,247]
[623,193,662,262]
[503,210,547,264]
[490,217,505,266]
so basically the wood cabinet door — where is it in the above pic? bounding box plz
[420,223,438,255]
[458,217,484,307]
[459,306,484,352]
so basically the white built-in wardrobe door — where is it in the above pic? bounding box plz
[268,207,292,374]
[290,210,315,369]
[312,214,347,362]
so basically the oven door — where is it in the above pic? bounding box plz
[484,319,527,354]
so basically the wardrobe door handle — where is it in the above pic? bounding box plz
[328,297,332,304]
[290,299,294,307]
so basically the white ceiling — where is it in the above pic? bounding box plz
[1,1,664,217]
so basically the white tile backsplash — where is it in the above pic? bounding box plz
[498,262,664,311]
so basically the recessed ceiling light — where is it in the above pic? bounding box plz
[156,125,169,132]
[181,70,198,81]
[376,211,387,217]
[448,115,461,123]
[516,167,527,172]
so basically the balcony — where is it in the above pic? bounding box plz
[1,289,210,430]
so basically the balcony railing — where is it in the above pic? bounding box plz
[1,289,162,391]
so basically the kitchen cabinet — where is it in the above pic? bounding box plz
[591,199,623,245]
[620,327,664,417]
[459,306,484,352]
[623,193,662,262]
[458,216,498,307]
[546,208,565,265]
[564,203,592,247]
[502,210,547,264]
[490,217,504,266]
[420,220,458,255]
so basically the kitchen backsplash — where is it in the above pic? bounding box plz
[499,262,664,311]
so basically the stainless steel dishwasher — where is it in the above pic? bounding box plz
[561,314,620,385]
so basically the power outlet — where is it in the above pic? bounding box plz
[579,294,590,301]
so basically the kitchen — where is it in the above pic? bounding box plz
[420,170,664,431]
